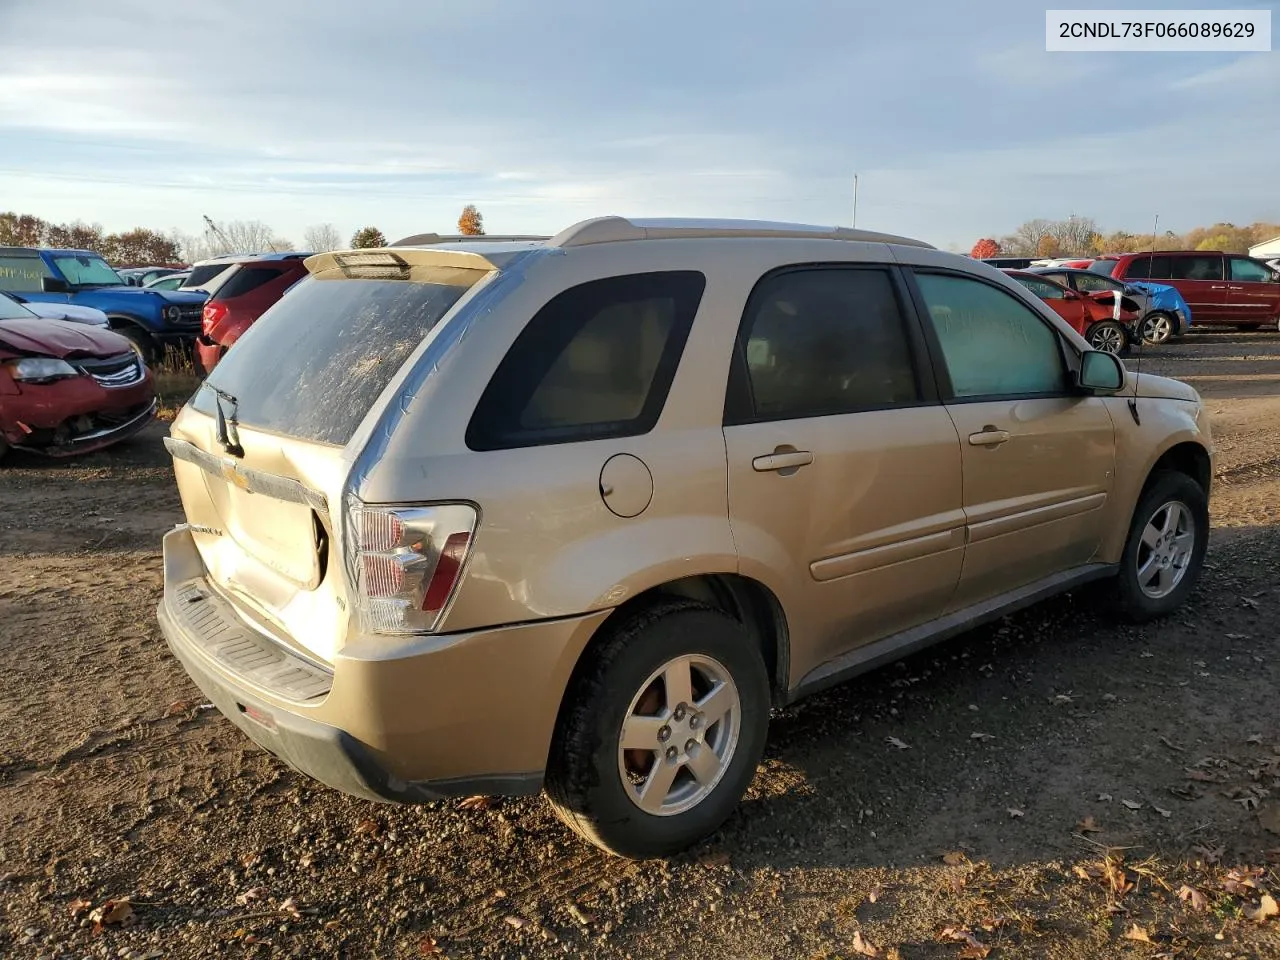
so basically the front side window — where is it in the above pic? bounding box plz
[50,254,124,286]
[727,267,919,423]
[1229,257,1272,282]
[0,255,53,292]
[467,271,705,450]
[915,272,1067,400]
[1169,255,1223,281]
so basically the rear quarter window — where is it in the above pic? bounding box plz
[466,271,705,451]
[214,265,290,300]
[191,265,487,446]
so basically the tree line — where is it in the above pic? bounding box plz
[971,218,1280,259]
[0,204,489,266]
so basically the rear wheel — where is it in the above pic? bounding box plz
[545,600,770,858]
[1087,320,1128,355]
[1113,471,1208,621]
[1140,311,1174,345]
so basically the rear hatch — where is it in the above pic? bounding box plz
[166,251,494,662]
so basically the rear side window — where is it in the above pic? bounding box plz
[466,271,705,450]
[191,265,487,445]
[214,265,289,300]
[186,264,229,288]
[1073,273,1123,293]
[1169,255,1223,281]
[1122,255,1174,280]
[0,255,52,292]
[725,267,919,423]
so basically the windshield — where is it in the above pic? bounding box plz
[52,254,125,286]
[190,264,488,445]
[0,291,36,320]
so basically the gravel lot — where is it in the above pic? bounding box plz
[3,329,1280,959]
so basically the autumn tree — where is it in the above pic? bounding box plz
[350,226,388,248]
[457,205,484,236]
[969,238,1000,259]
[45,220,105,252]
[1035,235,1062,258]
[0,212,48,247]
[104,229,181,265]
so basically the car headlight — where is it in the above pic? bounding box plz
[4,358,79,383]
[165,305,181,322]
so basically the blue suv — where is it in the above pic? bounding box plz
[0,246,207,358]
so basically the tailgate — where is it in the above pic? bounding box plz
[166,408,352,662]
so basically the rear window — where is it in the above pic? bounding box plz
[214,264,289,300]
[0,255,53,292]
[190,264,487,445]
[466,271,705,450]
[186,264,231,289]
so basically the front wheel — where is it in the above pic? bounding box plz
[544,601,770,858]
[113,323,160,363]
[1087,320,1128,356]
[1113,471,1208,621]
[1141,311,1174,345]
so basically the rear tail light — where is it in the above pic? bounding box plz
[347,500,477,634]
[202,301,228,336]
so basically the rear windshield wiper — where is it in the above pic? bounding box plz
[209,384,244,458]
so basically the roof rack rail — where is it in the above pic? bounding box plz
[547,216,933,249]
[390,233,550,247]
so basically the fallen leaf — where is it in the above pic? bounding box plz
[353,819,381,836]
[1159,736,1186,752]
[1123,923,1153,943]
[1243,893,1278,924]
[504,916,527,929]
[1007,808,1025,818]
[1177,885,1208,912]
[1121,799,1143,811]
[240,852,262,869]
[939,926,990,958]
[866,885,883,904]
[1078,816,1103,833]
[68,897,93,918]
[1185,768,1220,783]
[1074,864,1103,880]
[1193,844,1224,865]
[886,736,910,750]
[566,903,592,926]
[942,850,967,866]
[457,796,495,811]
[88,899,133,934]
[852,929,880,956]
[970,732,995,742]
[235,886,267,906]
[418,934,443,956]
[1153,804,1172,818]
[279,897,303,920]
[1222,866,1265,896]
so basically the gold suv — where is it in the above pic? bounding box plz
[158,217,1212,858]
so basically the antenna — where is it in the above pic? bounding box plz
[852,173,859,228]
[1127,214,1157,425]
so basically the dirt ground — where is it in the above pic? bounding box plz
[3,330,1280,960]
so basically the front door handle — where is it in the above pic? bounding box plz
[1210,284,1227,290]
[1228,285,1244,291]
[968,426,1010,447]
[752,450,813,472]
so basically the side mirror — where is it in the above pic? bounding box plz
[40,276,70,293]
[1078,350,1125,392]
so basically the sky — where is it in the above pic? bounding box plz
[0,0,1277,251]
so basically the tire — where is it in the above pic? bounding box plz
[113,323,160,362]
[1112,471,1208,622]
[1087,320,1128,356]
[1140,311,1174,345]
[544,599,770,859]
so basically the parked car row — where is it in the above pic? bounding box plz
[983,249,1280,346]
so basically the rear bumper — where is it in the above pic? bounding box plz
[157,526,607,801]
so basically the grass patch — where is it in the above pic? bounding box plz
[152,346,202,422]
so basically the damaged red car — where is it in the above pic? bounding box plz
[0,306,157,460]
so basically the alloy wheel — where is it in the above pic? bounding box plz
[1136,500,1195,599]
[617,654,741,816]
[1090,324,1126,355]
[1142,314,1173,344]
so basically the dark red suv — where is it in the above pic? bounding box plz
[1091,251,1280,329]
[195,253,311,373]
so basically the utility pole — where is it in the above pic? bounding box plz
[852,173,859,228]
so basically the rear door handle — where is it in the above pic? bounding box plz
[968,427,1010,447]
[752,450,813,472]
[1210,284,1227,290]
[1228,285,1244,291]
